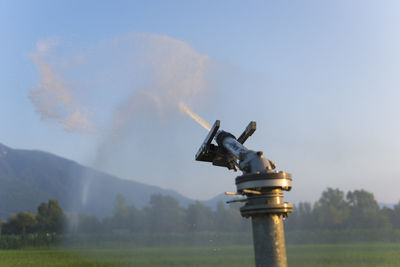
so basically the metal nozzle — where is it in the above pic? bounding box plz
[195,120,275,173]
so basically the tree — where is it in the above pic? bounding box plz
[215,201,242,232]
[390,201,400,229]
[36,200,66,233]
[2,214,18,234]
[144,194,185,233]
[16,212,37,234]
[2,212,37,234]
[378,207,393,229]
[113,194,127,219]
[111,194,128,230]
[286,202,316,231]
[346,189,390,229]
[106,194,141,232]
[228,202,251,232]
[314,188,349,229]
[186,201,214,232]
[76,214,102,234]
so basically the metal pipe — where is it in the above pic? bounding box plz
[215,130,274,174]
[238,182,292,267]
[216,131,249,158]
[251,214,287,267]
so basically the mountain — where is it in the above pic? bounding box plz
[0,143,195,219]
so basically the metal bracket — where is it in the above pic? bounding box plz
[195,120,258,170]
[195,120,236,169]
[195,120,220,162]
[237,121,256,144]
[196,120,256,171]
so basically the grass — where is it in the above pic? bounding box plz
[0,246,254,267]
[287,243,400,267]
[1,243,400,266]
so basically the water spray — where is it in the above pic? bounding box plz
[179,103,211,131]
[196,120,292,267]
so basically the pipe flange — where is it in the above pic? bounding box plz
[240,203,293,218]
[235,172,292,192]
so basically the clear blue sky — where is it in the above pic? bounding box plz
[1,0,400,204]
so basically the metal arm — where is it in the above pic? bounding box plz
[195,120,274,174]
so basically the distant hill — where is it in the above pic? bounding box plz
[0,143,196,219]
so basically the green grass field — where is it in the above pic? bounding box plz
[0,243,399,266]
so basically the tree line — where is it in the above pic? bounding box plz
[70,194,249,234]
[286,188,400,231]
[0,195,249,235]
[1,200,65,235]
[2,187,400,236]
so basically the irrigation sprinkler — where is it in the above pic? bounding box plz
[196,120,292,267]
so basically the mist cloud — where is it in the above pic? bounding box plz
[30,40,95,133]
[96,34,211,167]
[29,34,213,203]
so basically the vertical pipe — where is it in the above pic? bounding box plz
[251,214,287,267]
[236,170,292,267]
